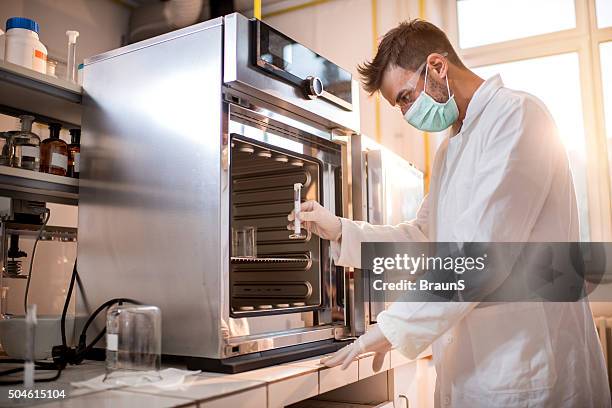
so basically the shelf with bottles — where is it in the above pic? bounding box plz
[4,116,80,178]
[0,59,81,127]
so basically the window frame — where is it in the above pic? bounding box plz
[446,0,612,241]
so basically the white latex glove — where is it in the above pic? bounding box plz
[287,200,342,241]
[321,325,392,371]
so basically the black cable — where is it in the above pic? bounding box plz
[23,208,51,315]
[61,259,78,347]
[0,367,23,376]
[0,258,142,384]
[72,297,141,362]
[0,363,62,386]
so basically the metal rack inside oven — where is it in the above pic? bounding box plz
[230,137,322,316]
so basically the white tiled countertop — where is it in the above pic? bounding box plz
[0,350,424,408]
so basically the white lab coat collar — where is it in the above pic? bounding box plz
[461,74,504,132]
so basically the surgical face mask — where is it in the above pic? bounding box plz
[403,64,459,132]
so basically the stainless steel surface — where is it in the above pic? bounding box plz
[79,15,355,363]
[224,326,338,357]
[223,13,360,135]
[79,20,226,358]
[362,136,424,325]
[344,134,367,337]
[366,148,424,226]
[84,18,224,65]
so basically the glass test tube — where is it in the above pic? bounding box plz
[289,183,305,239]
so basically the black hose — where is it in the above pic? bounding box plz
[0,364,62,385]
[1,258,142,384]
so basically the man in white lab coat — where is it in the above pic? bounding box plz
[288,20,610,407]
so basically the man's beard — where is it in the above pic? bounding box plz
[426,75,450,103]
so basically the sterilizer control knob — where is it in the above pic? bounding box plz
[304,76,324,99]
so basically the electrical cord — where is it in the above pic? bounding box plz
[23,207,51,315]
[0,364,62,386]
[53,259,140,368]
[61,260,78,348]
[1,258,142,384]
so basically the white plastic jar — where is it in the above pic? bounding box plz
[4,17,47,74]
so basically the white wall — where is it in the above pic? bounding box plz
[262,0,438,172]
[0,0,129,318]
[0,113,78,318]
[0,0,130,76]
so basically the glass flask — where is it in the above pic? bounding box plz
[6,115,40,171]
[103,304,162,386]
[40,123,68,176]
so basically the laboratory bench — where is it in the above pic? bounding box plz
[0,350,435,408]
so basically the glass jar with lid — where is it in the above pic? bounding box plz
[6,115,40,171]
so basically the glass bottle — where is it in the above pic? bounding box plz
[40,123,68,176]
[0,132,10,166]
[7,115,40,171]
[67,129,80,178]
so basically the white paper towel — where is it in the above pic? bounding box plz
[71,368,201,391]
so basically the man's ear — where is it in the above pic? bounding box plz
[426,53,448,79]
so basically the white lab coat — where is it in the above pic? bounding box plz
[331,75,610,407]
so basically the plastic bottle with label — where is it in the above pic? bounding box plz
[4,17,47,74]
[68,128,80,178]
[40,123,68,176]
[6,115,40,171]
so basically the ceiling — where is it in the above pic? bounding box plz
[117,0,289,12]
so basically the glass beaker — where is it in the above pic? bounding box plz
[232,226,257,258]
[103,304,162,386]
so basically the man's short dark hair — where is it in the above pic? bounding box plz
[358,19,465,94]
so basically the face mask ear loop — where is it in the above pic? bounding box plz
[424,64,429,95]
[445,72,452,100]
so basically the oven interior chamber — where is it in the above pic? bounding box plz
[230,137,322,316]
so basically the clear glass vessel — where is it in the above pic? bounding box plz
[103,304,162,386]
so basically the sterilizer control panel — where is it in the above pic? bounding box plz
[251,19,353,111]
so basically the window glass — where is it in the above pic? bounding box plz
[457,0,576,48]
[474,53,590,240]
[600,42,612,192]
[596,0,612,28]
